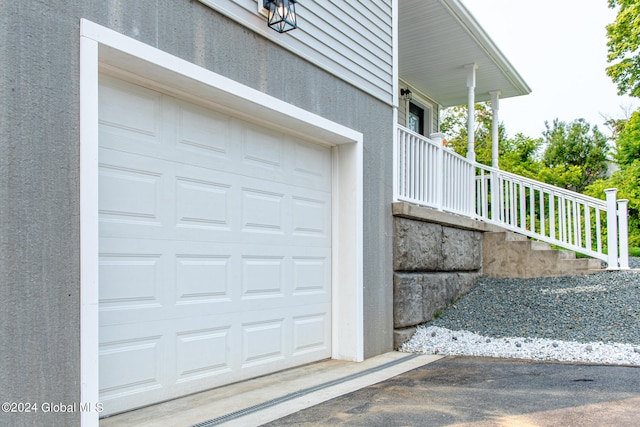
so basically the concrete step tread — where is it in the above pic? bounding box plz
[530,241,552,251]
[485,231,528,242]
[557,250,576,260]
[483,232,605,278]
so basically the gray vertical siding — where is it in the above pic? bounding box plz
[0,2,393,425]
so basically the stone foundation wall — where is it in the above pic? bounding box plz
[393,214,483,348]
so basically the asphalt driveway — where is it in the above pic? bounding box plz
[262,356,640,426]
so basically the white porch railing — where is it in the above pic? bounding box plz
[394,125,630,269]
[395,127,475,216]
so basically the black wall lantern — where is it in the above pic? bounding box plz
[263,0,298,33]
[400,88,412,101]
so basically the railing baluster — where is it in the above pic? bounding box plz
[511,181,516,226]
[585,203,592,252]
[403,131,408,198]
[571,199,576,246]
[549,191,556,241]
[503,180,508,224]
[519,182,525,230]
[539,188,545,237]
[559,196,566,243]
[575,200,581,248]
[529,185,535,233]
[482,171,488,218]
[502,177,507,223]
[596,208,602,253]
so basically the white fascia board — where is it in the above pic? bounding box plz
[440,0,532,96]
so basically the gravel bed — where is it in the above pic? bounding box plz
[401,259,640,365]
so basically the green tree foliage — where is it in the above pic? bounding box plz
[439,102,506,164]
[498,133,545,179]
[542,118,609,192]
[586,107,640,247]
[586,161,640,246]
[606,0,640,97]
[441,106,609,192]
[614,109,640,165]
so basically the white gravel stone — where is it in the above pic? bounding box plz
[401,326,640,366]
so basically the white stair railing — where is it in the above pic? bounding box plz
[395,127,475,217]
[394,125,629,269]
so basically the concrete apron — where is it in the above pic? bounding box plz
[99,352,441,427]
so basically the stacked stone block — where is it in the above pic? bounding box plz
[393,217,482,348]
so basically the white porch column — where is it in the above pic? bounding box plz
[490,90,501,168]
[465,63,477,162]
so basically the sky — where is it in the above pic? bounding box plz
[460,0,640,139]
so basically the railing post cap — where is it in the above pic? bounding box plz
[604,188,618,194]
[429,132,446,140]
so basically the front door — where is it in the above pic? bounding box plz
[408,102,424,135]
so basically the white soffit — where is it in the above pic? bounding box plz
[399,0,531,107]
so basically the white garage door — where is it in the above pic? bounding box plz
[98,76,332,416]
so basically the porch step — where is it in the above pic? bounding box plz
[483,231,604,279]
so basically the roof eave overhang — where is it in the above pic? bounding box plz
[399,0,531,107]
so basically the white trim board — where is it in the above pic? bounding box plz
[79,19,364,426]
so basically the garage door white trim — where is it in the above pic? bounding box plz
[80,19,363,426]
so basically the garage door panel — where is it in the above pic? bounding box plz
[238,181,331,245]
[175,177,233,231]
[293,312,330,356]
[99,77,332,415]
[292,194,330,239]
[240,255,286,299]
[240,187,285,234]
[98,162,164,227]
[175,254,232,304]
[99,126,163,159]
[175,100,232,159]
[98,239,171,323]
[292,255,331,295]
[241,124,284,170]
[239,306,330,369]
[98,252,163,311]
[175,325,233,382]
[98,241,330,325]
[292,139,333,189]
[99,76,161,141]
[99,326,165,400]
[99,148,331,246]
[237,125,331,193]
[241,318,286,368]
[99,77,330,194]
